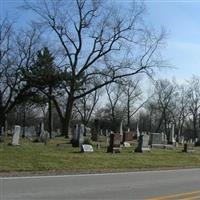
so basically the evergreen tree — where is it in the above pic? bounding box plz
[23,47,61,138]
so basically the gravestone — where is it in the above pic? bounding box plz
[136,123,140,138]
[120,121,123,136]
[135,134,150,152]
[123,131,133,143]
[106,131,110,147]
[169,124,176,144]
[182,143,194,153]
[12,125,21,146]
[81,144,94,153]
[107,133,121,153]
[149,133,162,145]
[72,124,84,147]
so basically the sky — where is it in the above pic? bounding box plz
[1,0,200,83]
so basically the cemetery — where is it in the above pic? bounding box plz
[0,0,200,176]
[1,122,200,174]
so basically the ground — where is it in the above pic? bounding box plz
[0,136,200,175]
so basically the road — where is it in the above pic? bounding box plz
[0,168,200,200]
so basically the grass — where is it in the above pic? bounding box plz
[0,136,200,173]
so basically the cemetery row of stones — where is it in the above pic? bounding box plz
[1,122,199,154]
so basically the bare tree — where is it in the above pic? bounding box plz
[0,19,40,130]
[121,78,143,128]
[74,88,100,135]
[152,80,176,138]
[187,76,200,139]
[105,82,124,131]
[24,0,166,137]
[172,84,190,141]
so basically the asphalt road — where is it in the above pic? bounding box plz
[0,168,200,200]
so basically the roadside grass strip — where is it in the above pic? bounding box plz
[146,190,200,200]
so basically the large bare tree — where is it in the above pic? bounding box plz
[24,0,166,137]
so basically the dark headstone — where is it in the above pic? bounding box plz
[72,124,84,147]
[123,131,133,143]
[107,133,121,153]
[182,143,194,153]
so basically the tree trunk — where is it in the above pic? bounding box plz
[0,110,6,130]
[63,94,74,138]
[61,118,69,138]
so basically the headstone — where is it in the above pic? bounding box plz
[72,124,84,147]
[81,144,94,152]
[136,123,140,138]
[182,143,194,153]
[123,131,133,143]
[135,134,150,152]
[161,132,166,144]
[149,133,162,145]
[120,121,123,136]
[107,133,121,153]
[169,124,176,144]
[12,125,21,146]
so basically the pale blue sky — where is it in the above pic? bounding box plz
[1,0,200,82]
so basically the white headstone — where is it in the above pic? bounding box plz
[136,123,140,138]
[81,144,94,153]
[171,124,176,143]
[12,125,21,145]
[120,121,123,136]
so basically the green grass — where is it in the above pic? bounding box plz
[0,136,200,173]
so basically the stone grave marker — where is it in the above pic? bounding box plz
[72,124,84,147]
[107,133,121,153]
[135,134,150,153]
[182,142,194,153]
[12,125,21,146]
[150,133,162,145]
[120,121,123,136]
[136,123,140,138]
[169,124,176,144]
[123,131,133,143]
[81,144,94,153]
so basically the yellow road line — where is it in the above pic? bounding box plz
[146,190,200,200]
[181,195,200,200]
